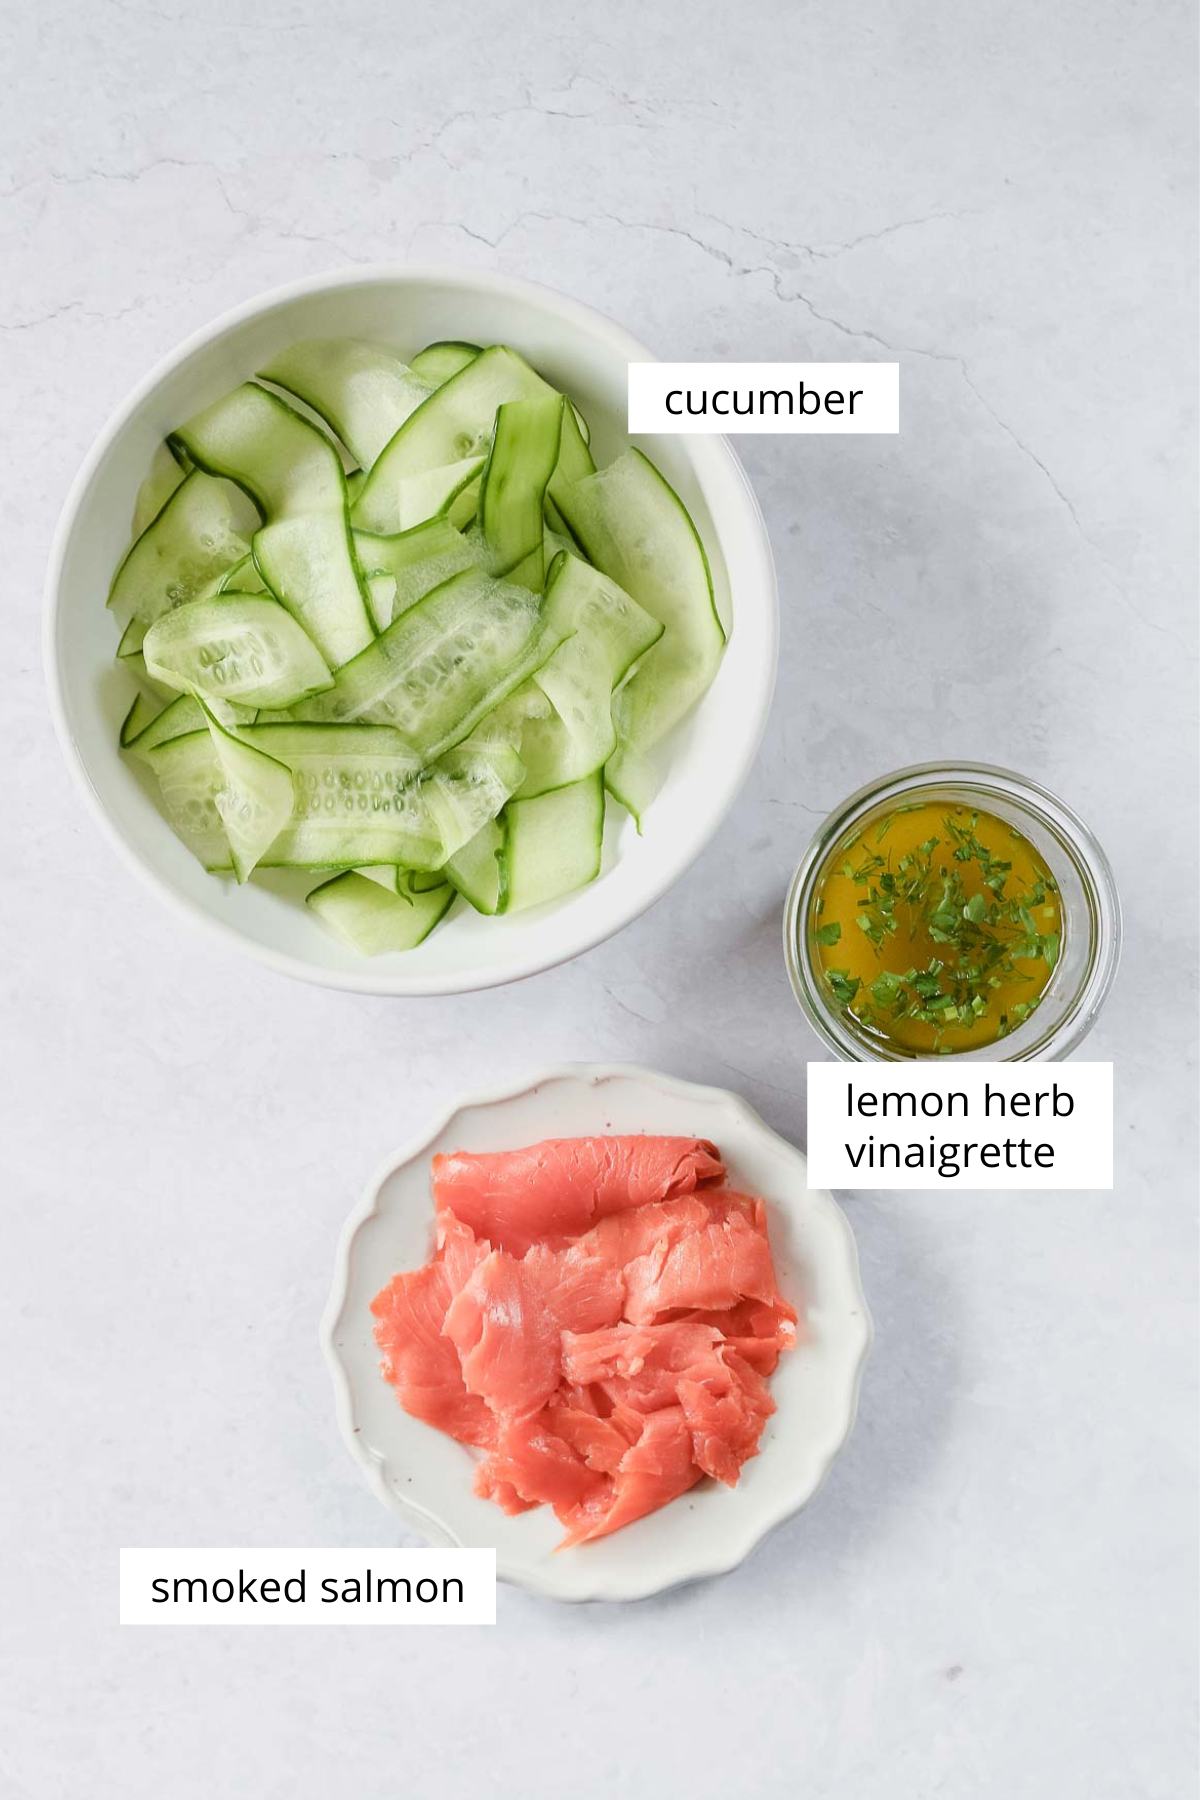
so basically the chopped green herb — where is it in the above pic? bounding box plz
[825,969,860,1006]
[809,800,1062,1052]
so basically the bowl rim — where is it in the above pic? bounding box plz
[43,263,779,996]
[318,1061,874,1602]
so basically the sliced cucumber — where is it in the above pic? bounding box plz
[365,573,396,633]
[145,731,232,873]
[420,693,531,866]
[130,441,187,536]
[405,868,448,894]
[118,614,165,699]
[474,676,553,735]
[108,471,252,628]
[477,394,564,590]
[284,566,566,760]
[408,341,481,387]
[119,690,163,748]
[409,683,546,871]
[545,399,597,542]
[543,522,578,565]
[515,553,663,797]
[143,593,333,711]
[555,449,723,821]
[503,771,605,911]
[123,693,206,762]
[119,644,182,705]
[353,866,444,896]
[393,456,485,533]
[113,334,724,950]
[217,555,268,595]
[117,617,145,658]
[352,346,557,533]
[357,866,450,899]
[421,761,520,867]
[354,865,410,896]
[443,816,507,914]
[170,384,374,669]
[204,708,295,883]
[352,517,478,627]
[547,398,596,515]
[241,723,436,869]
[258,339,434,471]
[306,870,454,955]
[250,511,373,670]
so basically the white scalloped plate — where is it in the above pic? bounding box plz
[321,1064,871,1602]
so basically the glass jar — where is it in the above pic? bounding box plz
[784,762,1121,1062]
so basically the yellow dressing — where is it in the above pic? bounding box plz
[810,802,1062,1054]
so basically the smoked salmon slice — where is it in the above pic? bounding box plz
[371,1133,797,1548]
[431,1136,725,1256]
[623,1207,786,1324]
[521,1237,626,1335]
[681,1298,798,1375]
[557,1406,702,1546]
[443,1251,561,1418]
[546,1400,640,1475]
[371,1262,495,1449]
[435,1212,492,1296]
[578,1195,711,1264]
[678,1349,776,1485]
[473,1412,604,1514]
[562,1320,724,1392]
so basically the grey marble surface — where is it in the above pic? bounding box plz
[2,2,1196,1796]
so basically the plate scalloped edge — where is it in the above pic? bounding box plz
[319,1062,873,1602]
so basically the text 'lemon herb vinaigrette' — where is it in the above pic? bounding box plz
[809,803,1062,1054]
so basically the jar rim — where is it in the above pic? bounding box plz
[783,762,1122,1062]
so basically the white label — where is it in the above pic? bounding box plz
[119,1548,496,1625]
[627,362,899,434]
[807,1062,1113,1189]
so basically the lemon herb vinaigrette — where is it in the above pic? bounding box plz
[809,802,1062,1054]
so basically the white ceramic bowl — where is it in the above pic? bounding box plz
[321,1064,872,1603]
[45,266,778,995]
